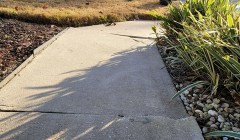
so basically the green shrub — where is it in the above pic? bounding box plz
[153,0,240,98]
[174,15,240,95]
[151,0,239,35]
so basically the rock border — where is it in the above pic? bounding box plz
[156,44,240,139]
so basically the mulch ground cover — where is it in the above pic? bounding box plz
[0,18,63,82]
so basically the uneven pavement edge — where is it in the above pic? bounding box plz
[0,27,70,90]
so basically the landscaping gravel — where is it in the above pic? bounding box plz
[0,18,63,82]
[157,45,240,140]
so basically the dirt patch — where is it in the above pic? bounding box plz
[0,18,63,82]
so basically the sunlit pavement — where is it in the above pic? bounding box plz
[0,21,203,140]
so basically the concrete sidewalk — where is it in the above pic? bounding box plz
[0,21,203,140]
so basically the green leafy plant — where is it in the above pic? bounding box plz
[171,81,209,100]
[205,131,240,139]
[153,0,240,99]
[150,0,240,35]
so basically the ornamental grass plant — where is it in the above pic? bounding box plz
[152,0,240,101]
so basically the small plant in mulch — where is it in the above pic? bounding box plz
[151,0,240,139]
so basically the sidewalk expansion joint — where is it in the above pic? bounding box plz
[0,109,193,121]
[0,109,114,116]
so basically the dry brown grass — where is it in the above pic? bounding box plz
[0,0,173,26]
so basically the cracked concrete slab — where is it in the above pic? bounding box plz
[0,21,203,139]
[0,112,202,140]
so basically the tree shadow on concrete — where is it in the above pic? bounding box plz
[0,45,186,139]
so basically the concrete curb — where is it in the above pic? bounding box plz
[0,55,34,90]
[0,27,70,90]
[33,27,70,56]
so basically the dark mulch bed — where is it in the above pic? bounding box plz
[0,18,63,82]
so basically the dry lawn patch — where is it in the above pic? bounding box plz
[0,0,172,26]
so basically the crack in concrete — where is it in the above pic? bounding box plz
[0,109,116,116]
[160,66,166,70]
[110,33,155,40]
[0,109,194,122]
[0,105,13,107]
